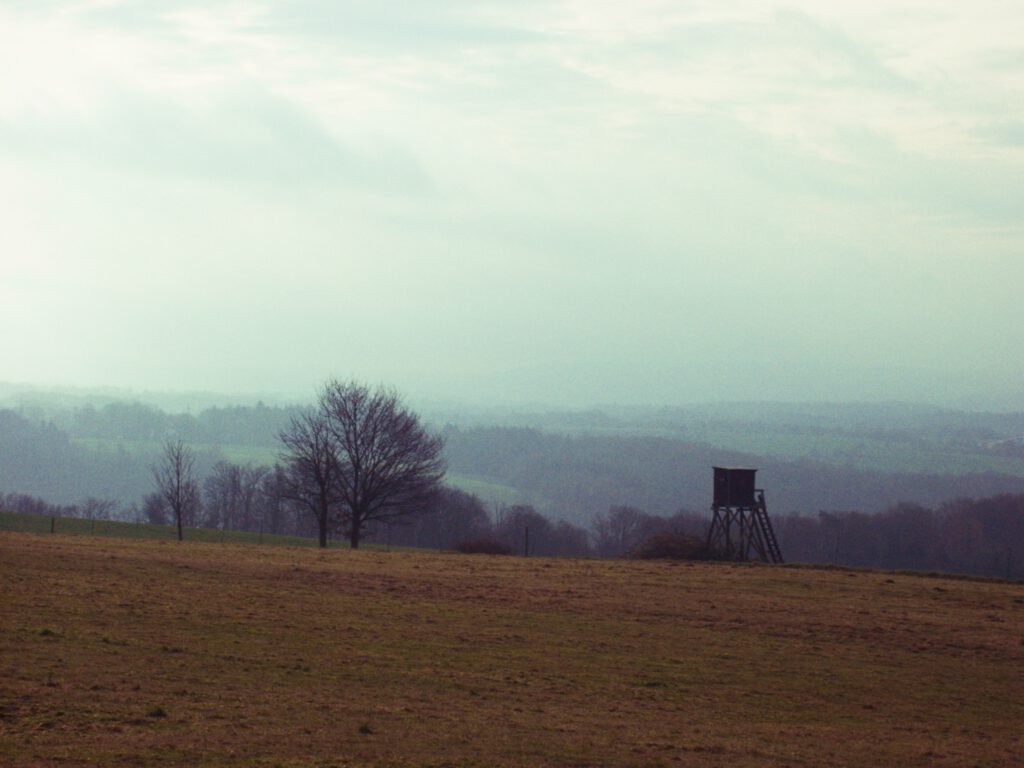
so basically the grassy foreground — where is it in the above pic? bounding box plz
[1,533,1022,767]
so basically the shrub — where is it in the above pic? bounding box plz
[455,538,512,555]
[631,532,710,561]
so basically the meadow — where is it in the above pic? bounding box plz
[1,531,1022,767]
[0,511,334,548]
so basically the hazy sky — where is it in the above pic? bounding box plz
[2,1,1022,408]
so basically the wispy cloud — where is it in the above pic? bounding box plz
[1,1,1022,405]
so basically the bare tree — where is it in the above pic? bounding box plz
[80,497,118,521]
[239,464,269,531]
[204,461,241,530]
[278,408,340,547]
[320,380,445,549]
[152,439,201,541]
[142,492,168,525]
[592,505,660,558]
[204,461,269,532]
[257,467,298,537]
[433,487,491,550]
[389,487,492,550]
[495,504,551,556]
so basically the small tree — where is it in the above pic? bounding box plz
[204,461,242,530]
[495,505,551,556]
[152,439,200,541]
[204,461,269,532]
[320,380,445,549]
[435,487,491,549]
[592,505,659,558]
[80,497,118,521]
[142,492,168,525]
[238,464,269,531]
[257,467,295,537]
[391,487,492,550]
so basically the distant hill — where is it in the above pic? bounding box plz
[442,425,1024,522]
[2,397,1024,522]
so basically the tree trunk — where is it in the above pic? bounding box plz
[316,497,329,548]
[350,519,361,549]
[176,509,183,542]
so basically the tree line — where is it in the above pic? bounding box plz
[5,485,1022,579]
[44,399,294,447]
[774,495,1024,579]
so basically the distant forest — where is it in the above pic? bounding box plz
[2,399,1024,579]
[442,426,1024,519]
[3,400,1024,518]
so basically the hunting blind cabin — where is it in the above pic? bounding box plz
[706,467,784,564]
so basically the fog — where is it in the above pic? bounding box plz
[2,2,1022,410]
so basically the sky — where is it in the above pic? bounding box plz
[2,1,1022,409]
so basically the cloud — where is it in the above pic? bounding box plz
[979,120,1024,147]
[2,0,1023,407]
[259,0,549,49]
[0,84,432,193]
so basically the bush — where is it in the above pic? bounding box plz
[631,532,710,561]
[455,538,512,555]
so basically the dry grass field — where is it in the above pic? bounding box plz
[1,532,1022,767]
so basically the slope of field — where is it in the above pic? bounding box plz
[0,511,335,548]
[1,533,1022,767]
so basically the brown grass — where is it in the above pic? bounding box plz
[1,532,1022,767]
